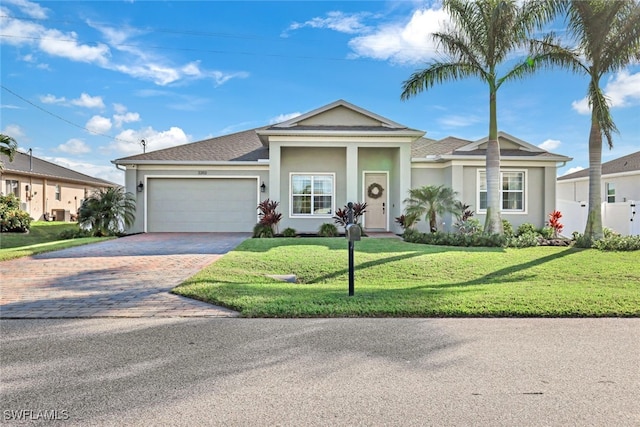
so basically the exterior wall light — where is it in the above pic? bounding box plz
[137,181,144,192]
[260,182,266,193]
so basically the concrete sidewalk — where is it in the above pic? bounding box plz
[0,233,247,318]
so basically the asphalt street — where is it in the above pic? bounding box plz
[1,318,638,426]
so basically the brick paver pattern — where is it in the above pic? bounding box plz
[0,233,248,318]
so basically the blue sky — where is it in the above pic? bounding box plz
[1,0,639,185]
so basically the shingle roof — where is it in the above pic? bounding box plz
[115,128,268,163]
[1,151,116,187]
[558,150,640,180]
[452,149,561,158]
[412,136,470,157]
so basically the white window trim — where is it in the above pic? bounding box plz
[605,182,615,203]
[476,169,528,214]
[289,172,336,218]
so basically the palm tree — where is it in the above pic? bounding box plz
[533,1,640,242]
[401,0,560,235]
[78,187,136,236]
[404,185,458,232]
[0,134,18,170]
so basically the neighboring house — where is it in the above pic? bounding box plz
[113,100,572,234]
[557,150,640,236]
[1,151,116,221]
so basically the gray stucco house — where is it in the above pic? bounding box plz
[113,100,571,234]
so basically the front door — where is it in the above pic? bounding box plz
[364,173,387,230]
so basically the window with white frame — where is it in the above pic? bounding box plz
[5,180,19,197]
[291,174,334,216]
[606,183,615,203]
[55,184,61,201]
[478,170,526,212]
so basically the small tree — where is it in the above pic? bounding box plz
[404,185,458,233]
[0,194,31,232]
[78,187,136,236]
[257,199,282,234]
[0,134,18,170]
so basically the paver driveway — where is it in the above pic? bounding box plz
[0,233,249,318]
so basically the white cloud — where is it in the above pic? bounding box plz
[1,124,26,140]
[104,126,190,156]
[538,139,561,151]
[270,112,302,124]
[562,166,585,176]
[2,0,48,19]
[40,94,66,104]
[113,112,141,128]
[39,28,110,65]
[285,11,372,35]
[572,70,640,115]
[348,7,448,64]
[86,115,112,134]
[113,103,127,114]
[71,93,105,109]
[57,138,91,154]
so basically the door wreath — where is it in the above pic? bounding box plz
[367,183,384,199]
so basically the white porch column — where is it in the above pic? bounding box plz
[268,143,281,202]
[399,144,411,208]
[346,145,358,203]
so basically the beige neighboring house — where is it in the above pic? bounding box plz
[1,151,116,221]
[113,100,572,234]
[557,150,640,236]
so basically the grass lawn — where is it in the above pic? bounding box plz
[173,237,640,318]
[0,221,110,261]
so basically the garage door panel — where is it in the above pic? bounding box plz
[147,178,258,232]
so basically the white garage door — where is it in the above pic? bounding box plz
[147,178,258,232]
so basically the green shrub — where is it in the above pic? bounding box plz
[502,220,514,237]
[282,227,297,237]
[538,226,554,239]
[58,227,92,240]
[402,229,506,247]
[0,194,32,232]
[455,218,482,235]
[516,223,536,236]
[507,233,539,248]
[593,234,640,251]
[318,223,339,237]
[253,223,274,238]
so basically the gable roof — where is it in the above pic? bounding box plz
[256,99,425,142]
[412,132,572,162]
[558,150,640,180]
[1,151,116,187]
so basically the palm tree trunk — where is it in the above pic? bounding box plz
[584,113,604,242]
[484,87,504,234]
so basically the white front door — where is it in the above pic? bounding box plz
[364,172,387,230]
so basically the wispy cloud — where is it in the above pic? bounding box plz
[438,114,481,128]
[538,139,561,151]
[2,0,48,20]
[270,112,302,124]
[572,70,640,114]
[562,166,584,176]
[283,11,373,37]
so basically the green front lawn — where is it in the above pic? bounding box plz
[0,221,110,261]
[173,238,640,317]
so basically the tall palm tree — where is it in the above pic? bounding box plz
[533,0,640,242]
[404,185,458,232]
[78,187,136,236]
[401,0,560,234]
[0,134,18,170]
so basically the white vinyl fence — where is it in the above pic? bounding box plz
[557,200,639,237]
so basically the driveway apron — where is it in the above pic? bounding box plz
[0,233,249,318]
